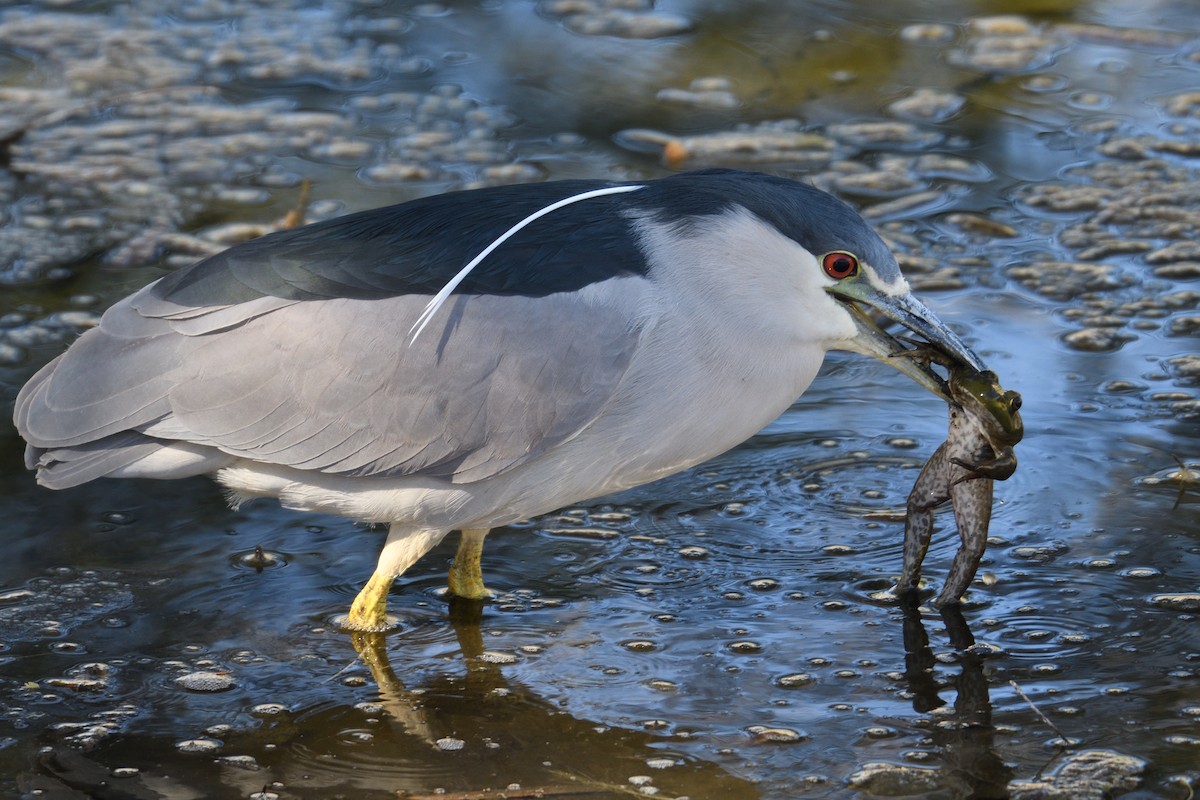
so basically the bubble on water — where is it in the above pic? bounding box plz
[221,755,259,770]
[436,736,465,751]
[340,729,374,744]
[727,641,762,654]
[621,640,657,653]
[233,546,285,571]
[645,757,677,769]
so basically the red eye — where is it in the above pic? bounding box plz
[822,251,859,280]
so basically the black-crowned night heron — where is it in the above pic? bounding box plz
[14,169,983,631]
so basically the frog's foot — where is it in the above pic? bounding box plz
[448,528,495,601]
[930,590,964,609]
[873,581,929,605]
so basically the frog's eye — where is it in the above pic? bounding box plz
[822,251,859,280]
[1006,392,1022,413]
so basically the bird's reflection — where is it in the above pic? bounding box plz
[29,599,759,799]
[899,596,1013,798]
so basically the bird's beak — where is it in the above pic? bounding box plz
[827,281,985,400]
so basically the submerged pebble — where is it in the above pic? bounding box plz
[617,121,838,169]
[1008,749,1145,799]
[176,738,222,753]
[1150,594,1200,612]
[848,761,947,794]
[174,671,235,693]
[748,726,806,743]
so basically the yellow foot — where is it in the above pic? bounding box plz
[447,528,493,600]
[341,572,398,632]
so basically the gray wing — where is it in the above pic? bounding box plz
[15,278,648,487]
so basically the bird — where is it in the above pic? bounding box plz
[13,168,984,632]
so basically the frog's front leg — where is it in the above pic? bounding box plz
[898,442,952,595]
[932,474,994,607]
[951,448,1018,482]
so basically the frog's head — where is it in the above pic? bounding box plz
[950,368,1024,445]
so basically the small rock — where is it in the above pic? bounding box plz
[1008,749,1145,800]
[886,88,965,122]
[175,671,235,692]
[1062,328,1136,352]
[1151,594,1200,612]
[748,726,806,743]
[848,761,947,794]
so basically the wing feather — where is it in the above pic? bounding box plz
[17,278,648,486]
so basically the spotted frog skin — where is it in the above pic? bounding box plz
[897,366,1023,606]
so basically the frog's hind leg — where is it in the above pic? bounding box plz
[933,477,994,607]
[898,444,950,596]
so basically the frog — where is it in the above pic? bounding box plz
[896,364,1023,607]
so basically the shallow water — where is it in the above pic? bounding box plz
[1,1,1199,798]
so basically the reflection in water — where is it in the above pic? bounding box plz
[899,599,1012,800]
[3,0,1200,797]
[25,599,760,800]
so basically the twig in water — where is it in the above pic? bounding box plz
[1168,454,1199,511]
[1010,680,1073,746]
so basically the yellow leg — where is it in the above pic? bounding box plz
[345,571,396,632]
[341,527,448,632]
[447,528,492,600]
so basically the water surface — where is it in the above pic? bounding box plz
[1,1,1199,798]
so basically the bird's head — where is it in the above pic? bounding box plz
[654,170,985,399]
[820,252,985,399]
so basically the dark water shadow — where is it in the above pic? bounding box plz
[899,597,1013,799]
[23,597,761,800]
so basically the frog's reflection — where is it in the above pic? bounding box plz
[899,597,1013,799]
